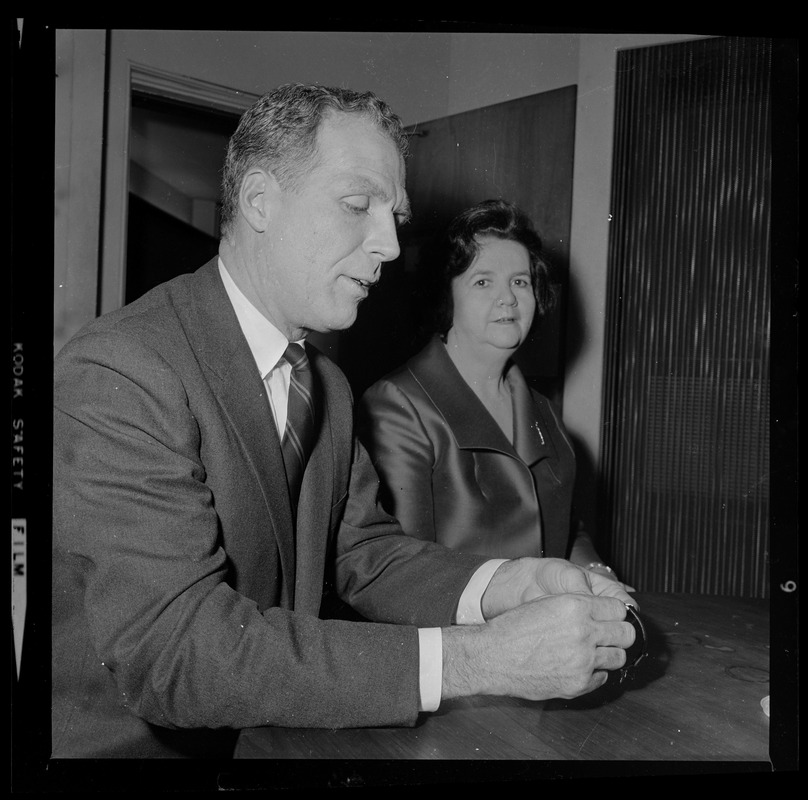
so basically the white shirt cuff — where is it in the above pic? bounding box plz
[455,559,509,624]
[417,559,509,712]
[417,627,442,712]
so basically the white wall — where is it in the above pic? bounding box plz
[54,29,707,533]
[53,29,106,357]
[90,29,585,336]
[105,30,579,126]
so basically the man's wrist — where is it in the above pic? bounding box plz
[480,558,535,619]
[441,623,489,700]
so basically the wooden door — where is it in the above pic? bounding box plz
[339,86,577,402]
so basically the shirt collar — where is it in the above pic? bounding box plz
[218,257,289,379]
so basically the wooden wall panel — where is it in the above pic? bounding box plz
[340,87,577,400]
[601,37,772,598]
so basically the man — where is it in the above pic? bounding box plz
[52,84,636,759]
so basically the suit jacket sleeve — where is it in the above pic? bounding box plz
[53,328,483,737]
[330,432,484,623]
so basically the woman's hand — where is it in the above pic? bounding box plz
[481,557,637,619]
[586,569,638,604]
[586,564,637,594]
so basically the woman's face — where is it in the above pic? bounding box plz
[449,236,536,355]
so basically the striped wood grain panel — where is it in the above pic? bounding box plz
[601,37,772,598]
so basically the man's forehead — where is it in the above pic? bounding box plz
[314,113,408,206]
[315,112,401,164]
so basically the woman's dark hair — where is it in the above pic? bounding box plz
[415,199,560,339]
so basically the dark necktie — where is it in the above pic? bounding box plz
[281,342,316,509]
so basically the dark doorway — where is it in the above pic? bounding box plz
[126,193,220,302]
[125,93,238,303]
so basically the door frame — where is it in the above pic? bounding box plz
[99,58,259,314]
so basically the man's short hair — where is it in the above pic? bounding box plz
[219,83,409,239]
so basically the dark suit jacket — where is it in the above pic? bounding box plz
[52,259,487,759]
[356,336,577,560]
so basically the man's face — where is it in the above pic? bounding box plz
[256,112,409,340]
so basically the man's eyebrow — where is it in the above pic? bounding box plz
[345,176,391,201]
[344,176,411,223]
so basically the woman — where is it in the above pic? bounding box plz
[357,199,628,585]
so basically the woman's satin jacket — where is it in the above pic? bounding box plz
[356,336,578,560]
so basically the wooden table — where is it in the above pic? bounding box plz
[234,592,770,769]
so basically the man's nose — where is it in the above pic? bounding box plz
[366,212,401,263]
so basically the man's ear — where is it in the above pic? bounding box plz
[239,168,278,233]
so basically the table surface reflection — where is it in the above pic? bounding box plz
[236,592,770,762]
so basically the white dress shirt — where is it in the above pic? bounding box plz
[217,259,502,711]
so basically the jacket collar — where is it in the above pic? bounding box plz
[408,336,557,466]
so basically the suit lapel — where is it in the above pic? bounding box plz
[293,441,331,615]
[183,260,296,607]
